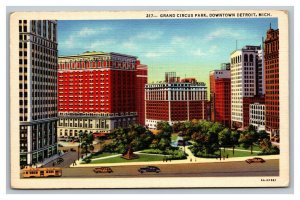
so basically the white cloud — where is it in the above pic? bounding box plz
[90,39,116,50]
[60,26,113,50]
[170,36,189,45]
[208,45,219,54]
[205,28,244,41]
[78,27,112,37]
[122,41,138,50]
[144,52,161,58]
[191,48,207,57]
[135,31,163,40]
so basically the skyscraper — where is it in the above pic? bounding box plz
[230,45,262,129]
[136,60,148,126]
[264,26,280,137]
[209,68,231,127]
[145,72,208,129]
[19,20,58,166]
[57,51,138,137]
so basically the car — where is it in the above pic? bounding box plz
[57,157,64,164]
[138,166,160,174]
[93,167,113,173]
[245,157,266,164]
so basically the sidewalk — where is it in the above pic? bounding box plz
[70,151,279,168]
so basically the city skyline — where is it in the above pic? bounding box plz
[58,18,278,86]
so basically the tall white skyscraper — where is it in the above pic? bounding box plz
[230,45,261,129]
[19,20,58,166]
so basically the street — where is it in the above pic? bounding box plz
[60,159,279,178]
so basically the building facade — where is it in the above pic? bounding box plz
[264,27,280,136]
[145,72,208,129]
[242,95,265,128]
[249,103,266,131]
[230,45,262,129]
[256,49,265,95]
[209,69,231,127]
[136,61,148,126]
[57,51,138,137]
[19,20,58,166]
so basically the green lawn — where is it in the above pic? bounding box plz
[220,149,259,157]
[89,154,165,164]
[192,148,260,159]
[171,133,178,141]
[234,145,261,152]
[90,152,118,159]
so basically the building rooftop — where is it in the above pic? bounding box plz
[59,51,138,59]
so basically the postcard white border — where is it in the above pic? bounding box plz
[10,10,289,189]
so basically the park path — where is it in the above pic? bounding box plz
[91,154,122,161]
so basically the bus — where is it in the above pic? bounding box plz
[22,166,62,178]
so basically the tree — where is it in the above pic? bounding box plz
[238,128,258,154]
[191,131,206,156]
[257,130,270,141]
[172,121,185,133]
[152,122,172,151]
[205,131,219,155]
[198,120,213,134]
[109,124,154,154]
[259,138,272,153]
[209,122,224,134]
[230,130,240,155]
[79,131,94,156]
[218,128,232,152]
[259,138,279,155]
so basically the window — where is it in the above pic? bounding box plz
[244,54,248,62]
[250,54,254,62]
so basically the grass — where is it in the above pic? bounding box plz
[89,154,165,164]
[193,148,260,158]
[171,133,178,141]
[220,149,259,157]
[90,152,118,159]
[234,145,261,152]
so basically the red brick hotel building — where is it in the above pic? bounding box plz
[57,51,146,137]
[145,72,208,129]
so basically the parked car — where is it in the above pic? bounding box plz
[138,166,160,174]
[93,167,113,173]
[245,157,266,164]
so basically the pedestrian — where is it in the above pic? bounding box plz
[226,154,228,159]
[52,162,55,167]
[190,158,192,162]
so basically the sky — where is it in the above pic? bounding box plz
[57,18,278,86]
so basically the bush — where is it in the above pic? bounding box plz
[141,148,187,160]
[258,147,280,155]
[82,155,92,163]
[167,149,187,160]
[194,153,219,158]
[141,149,164,154]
